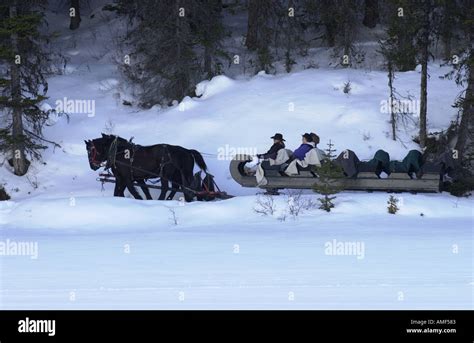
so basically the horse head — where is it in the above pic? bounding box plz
[84,136,113,170]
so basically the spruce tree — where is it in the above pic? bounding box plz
[384,0,444,147]
[284,0,295,73]
[312,140,344,212]
[69,0,81,30]
[387,195,399,214]
[192,0,228,79]
[0,0,53,176]
[362,0,379,29]
[319,0,363,67]
[245,0,277,73]
[318,0,338,47]
[438,0,461,61]
[451,1,474,179]
[246,0,274,51]
[283,0,307,73]
[117,0,227,106]
[379,36,398,140]
[416,0,432,148]
[384,0,418,71]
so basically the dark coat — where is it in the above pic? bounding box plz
[259,142,285,160]
[334,149,360,177]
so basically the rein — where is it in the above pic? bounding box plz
[106,136,119,169]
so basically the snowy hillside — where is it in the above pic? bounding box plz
[0,1,472,310]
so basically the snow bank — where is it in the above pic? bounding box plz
[195,75,236,99]
[1,193,471,233]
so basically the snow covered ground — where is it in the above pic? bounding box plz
[0,193,472,309]
[0,1,472,309]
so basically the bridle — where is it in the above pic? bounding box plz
[88,141,102,167]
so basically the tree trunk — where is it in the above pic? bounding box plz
[388,61,396,140]
[9,4,28,176]
[419,47,428,148]
[203,0,221,78]
[246,0,259,50]
[325,22,336,47]
[204,44,213,78]
[441,0,454,61]
[69,0,81,30]
[418,5,430,148]
[175,0,183,98]
[362,0,379,28]
[320,0,336,47]
[455,48,474,174]
[397,32,417,71]
[443,35,452,61]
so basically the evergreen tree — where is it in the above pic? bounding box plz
[246,0,273,51]
[438,0,461,61]
[284,0,297,73]
[117,0,227,106]
[319,0,363,67]
[282,0,309,73]
[192,0,228,79]
[245,0,278,73]
[312,140,344,212]
[363,0,379,28]
[318,0,337,47]
[383,0,444,147]
[0,0,54,176]
[451,0,474,179]
[118,0,200,106]
[387,195,399,214]
[416,0,433,148]
[384,0,418,71]
[379,36,398,140]
[69,0,81,30]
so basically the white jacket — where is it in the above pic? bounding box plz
[256,149,292,185]
[285,143,321,176]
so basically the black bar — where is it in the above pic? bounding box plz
[0,311,472,342]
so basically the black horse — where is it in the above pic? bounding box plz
[85,134,207,202]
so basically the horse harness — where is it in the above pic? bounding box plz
[93,137,229,199]
[102,139,198,194]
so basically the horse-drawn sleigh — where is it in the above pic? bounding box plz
[86,134,453,200]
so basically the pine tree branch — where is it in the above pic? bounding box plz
[23,128,61,149]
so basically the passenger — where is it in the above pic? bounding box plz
[310,132,326,161]
[310,132,320,146]
[284,133,320,176]
[257,133,286,161]
[287,133,315,163]
[255,133,290,184]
